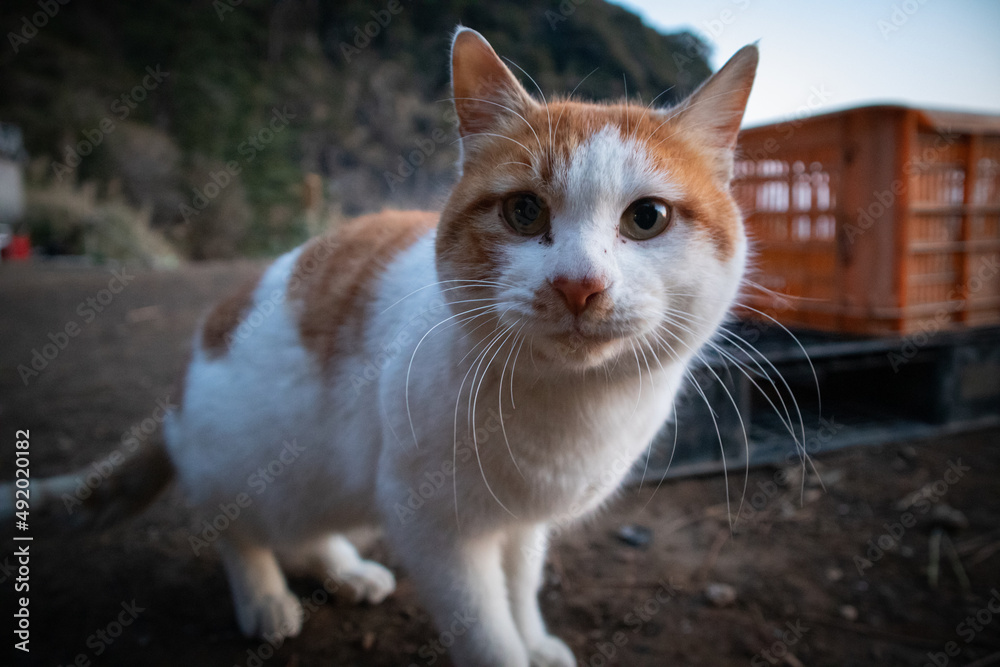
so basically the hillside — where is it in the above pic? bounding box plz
[0,0,712,258]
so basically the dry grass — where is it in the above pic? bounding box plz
[24,181,181,268]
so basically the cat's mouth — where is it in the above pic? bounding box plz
[532,334,620,370]
[497,308,646,368]
[538,323,639,367]
[549,328,621,346]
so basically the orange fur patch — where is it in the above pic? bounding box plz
[440,99,742,263]
[288,210,439,368]
[202,274,262,359]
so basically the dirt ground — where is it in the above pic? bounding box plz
[2,260,999,667]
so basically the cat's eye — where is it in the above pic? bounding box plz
[620,198,673,240]
[501,192,550,236]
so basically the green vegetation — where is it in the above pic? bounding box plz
[0,0,711,260]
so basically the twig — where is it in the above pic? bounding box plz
[802,614,1000,651]
[802,615,949,648]
[956,528,1000,556]
[970,540,1000,567]
[942,532,971,593]
[928,527,942,589]
[966,652,1000,667]
[782,653,805,667]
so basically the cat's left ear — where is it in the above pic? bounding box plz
[450,27,535,139]
[670,44,759,181]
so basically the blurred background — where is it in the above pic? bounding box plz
[0,0,718,263]
[1,1,999,666]
[1,1,997,266]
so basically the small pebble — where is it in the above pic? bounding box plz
[825,567,844,582]
[816,468,843,487]
[361,631,376,651]
[616,524,652,548]
[705,582,737,607]
[840,604,858,622]
[783,466,803,489]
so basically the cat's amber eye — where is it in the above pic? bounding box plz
[620,198,673,240]
[501,192,550,236]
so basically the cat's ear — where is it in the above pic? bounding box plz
[670,44,759,180]
[450,27,534,138]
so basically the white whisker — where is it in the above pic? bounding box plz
[452,323,520,525]
[405,304,496,448]
[382,278,516,313]
[552,67,599,140]
[448,95,543,158]
[502,57,552,159]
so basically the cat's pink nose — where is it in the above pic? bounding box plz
[551,276,606,316]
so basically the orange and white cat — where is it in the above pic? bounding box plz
[18,28,758,667]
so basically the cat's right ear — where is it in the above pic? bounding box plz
[451,27,534,139]
[669,44,759,181]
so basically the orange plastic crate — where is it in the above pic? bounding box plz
[733,105,1000,335]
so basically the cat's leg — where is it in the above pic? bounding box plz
[291,534,396,604]
[393,526,530,667]
[217,538,303,642]
[503,524,576,667]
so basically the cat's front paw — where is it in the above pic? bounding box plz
[234,591,303,644]
[528,634,576,667]
[340,560,397,604]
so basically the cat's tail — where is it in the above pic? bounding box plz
[0,438,175,530]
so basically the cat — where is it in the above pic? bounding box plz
[12,27,758,667]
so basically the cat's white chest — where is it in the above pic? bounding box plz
[369,238,683,531]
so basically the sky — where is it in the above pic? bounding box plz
[611,0,1000,127]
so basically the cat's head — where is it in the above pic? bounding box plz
[436,27,757,372]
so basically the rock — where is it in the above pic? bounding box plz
[126,304,163,323]
[783,466,804,490]
[705,582,737,607]
[840,604,858,622]
[615,524,652,548]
